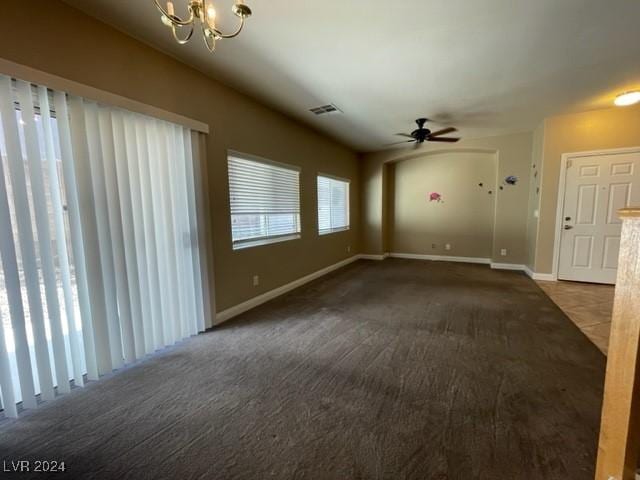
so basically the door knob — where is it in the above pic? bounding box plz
[564,225,573,230]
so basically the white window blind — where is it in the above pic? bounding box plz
[0,75,210,417]
[317,175,350,235]
[228,153,301,249]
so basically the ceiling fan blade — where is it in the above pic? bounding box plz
[395,133,414,138]
[429,127,457,137]
[384,140,416,146]
[428,137,460,143]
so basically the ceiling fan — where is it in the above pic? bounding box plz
[389,118,460,145]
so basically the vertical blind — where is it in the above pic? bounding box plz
[317,175,350,234]
[228,154,301,249]
[0,75,209,417]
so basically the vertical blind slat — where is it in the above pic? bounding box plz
[0,300,17,416]
[68,96,113,375]
[176,125,198,337]
[123,115,155,355]
[154,121,181,345]
[54,91,98,381]
[182,128,204,332]
[1,77,56,402]
[111,111,146,359]
[0,167,21,416]
[97,108,136,364]
[136,117,164,350]
[191,132,212,329]
[0,84,34,413]
[145,120,171,347]
[17,81,70,395]
[84,102,124,370]
[38,86,85,388]
[166,124,187,340]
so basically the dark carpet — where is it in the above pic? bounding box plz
[0,259,606,479]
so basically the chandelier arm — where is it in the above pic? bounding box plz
[202,23,217,52]
[172,23,195,44]
[154,0,195,26]
[212,17,246,39]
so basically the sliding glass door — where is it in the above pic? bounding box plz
[0,75,208,417]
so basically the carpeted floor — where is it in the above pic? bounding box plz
[0,259,605,479]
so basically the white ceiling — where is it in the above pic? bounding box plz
[63,0,640,152]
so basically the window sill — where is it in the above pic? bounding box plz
[319,227,350,236]
[233,233,301,250]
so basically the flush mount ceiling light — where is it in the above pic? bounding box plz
[614,91,640,107]
[154,0,251,53]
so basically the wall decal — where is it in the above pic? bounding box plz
[504,175,518,185]
[428,192,443,203]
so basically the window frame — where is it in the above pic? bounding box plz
[227,150,302,250]
[317,173,350,236]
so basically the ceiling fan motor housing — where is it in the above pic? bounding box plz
[411,118,430,142]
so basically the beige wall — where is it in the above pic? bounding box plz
[361,132,533,264]
[526,122,545,270]
[1,1,360,313]
[535,104,640,274]
[390,152,497,258]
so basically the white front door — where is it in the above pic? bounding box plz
[558,151,640,284]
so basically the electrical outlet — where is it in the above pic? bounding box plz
[432,243,437,249]
[253,275,259,287]
[445,243,451,251]
[500,249,507,256]
[347,245,351,253]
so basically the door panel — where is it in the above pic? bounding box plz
[572,236,593,268]
[558,151,640,284]
[576,184,598,224]
[602,236,620,270]
[606,183,630,224]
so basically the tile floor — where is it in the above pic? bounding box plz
[536,280,615,354]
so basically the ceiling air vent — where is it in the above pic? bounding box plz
[309,104,342,116]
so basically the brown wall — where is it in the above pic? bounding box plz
[535,104,640,273]
[389,151,497,258]
[361,132,533,265]
[1,1,360,313]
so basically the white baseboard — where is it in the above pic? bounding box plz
[532,272,556,281]
[390,255,555,280]
[490,263,526,271]
[359,254,387,260]
[215,255,360,325]
[522,265,556,281]
[523,265,535,278]
[389,252,491,264]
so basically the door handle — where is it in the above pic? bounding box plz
[564,225,573,230]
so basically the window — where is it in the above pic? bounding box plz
[317,175,350,235]
[228,153,301,249]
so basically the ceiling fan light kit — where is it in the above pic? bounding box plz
[154,0,251,53]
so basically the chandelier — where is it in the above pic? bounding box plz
[154,1,252,52]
